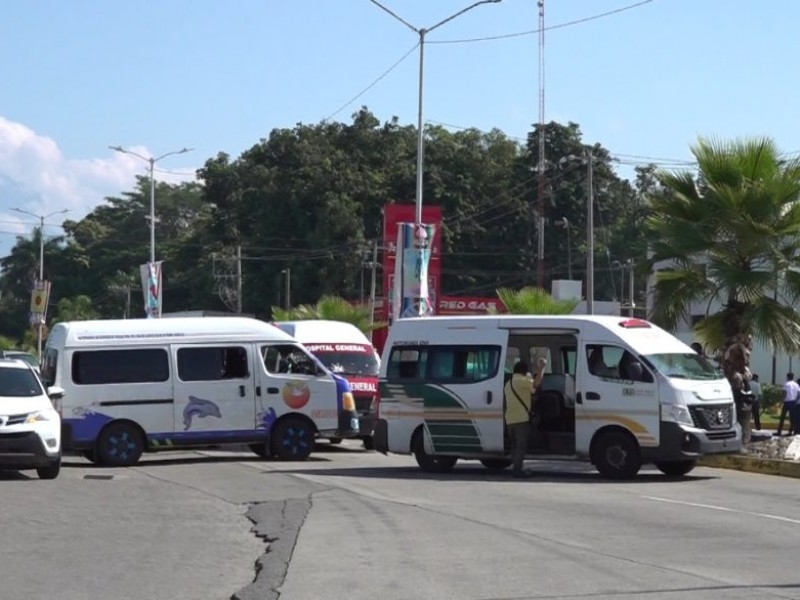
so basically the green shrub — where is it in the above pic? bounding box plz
[760,384,784,414]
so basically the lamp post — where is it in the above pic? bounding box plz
[12,207,69,360]
[109,145,193,264]
[368,0,502,228]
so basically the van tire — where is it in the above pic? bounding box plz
[271,418,314,461]
[96,422,145,467]
[248,443,270,459]
[593,430,641,479]
[36,458,61,480]
[412,429,457,473]
[655,460,697,478]
[480,458,512,471]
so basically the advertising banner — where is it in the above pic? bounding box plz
[381,204,442,322]
[29,280,51,326]
[393,222,436,319]
[140,261,163,318]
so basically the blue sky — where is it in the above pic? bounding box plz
[1,0,798,257]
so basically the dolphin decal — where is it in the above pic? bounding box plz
[183,396,222,431]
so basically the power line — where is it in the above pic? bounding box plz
[323,41,420,122]
[430,0,655,45]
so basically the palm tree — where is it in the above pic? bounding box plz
[647,136,800,363]
[495,287,578,315]
[271,295,385,335]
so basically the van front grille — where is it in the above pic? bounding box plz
[689,404,734,430]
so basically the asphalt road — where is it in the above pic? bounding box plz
[3,443,799,600]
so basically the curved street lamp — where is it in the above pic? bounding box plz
[368,0,502,228]
[109,145,193,264]
[12,207,70,360]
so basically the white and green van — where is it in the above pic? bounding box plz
[374,315,740,479]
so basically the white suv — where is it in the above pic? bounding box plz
[0,359,63,479]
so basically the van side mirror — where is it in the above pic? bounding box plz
[47,386,65,399]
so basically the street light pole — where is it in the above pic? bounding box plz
[109,145,193,264]
[556,217,571,280]
[586,151,594,315]
[368,0,502,227]
[12,207,69,360]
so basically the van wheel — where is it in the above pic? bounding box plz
[655,460,697,478]
[248,443,270,459]
[593,431,641,479]
[36,458,61,480]
[97,422,145,467]
[480,458,512,471]
[412,429,457,473]
[271,418,314,461]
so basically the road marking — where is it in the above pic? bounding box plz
[643,495,800,525]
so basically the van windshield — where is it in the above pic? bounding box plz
[304,344,379,377]
[643,353,721,380]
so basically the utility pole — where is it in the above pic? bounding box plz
[236,244,242,314]
[282,268,291,310]
[586,152,595,315]
[627,259,635,317]
[368,240,379,343]
[536,0,546,288]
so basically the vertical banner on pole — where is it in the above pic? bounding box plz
[29,281,51,326]
[140,261,163,318]
[394,222,436,319]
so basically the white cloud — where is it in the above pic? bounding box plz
[0,116,197,240]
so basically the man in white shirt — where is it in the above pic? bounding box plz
[777,372,799,436]
[749,373,762,431]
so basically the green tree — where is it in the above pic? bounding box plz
[271,295,384,334]
[647,137,800,357]
[495,287,578,315]
[52,295,99,323]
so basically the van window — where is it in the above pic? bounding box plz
[178,346,249,381]
[387,347,427,380]
[388,345,499,383]
[586,345,653,383]
[304,343,379,377]
[72,349,170,385]
[429,346,500,383]
[562,346,576,376]
[261,345,319,376]
[529,347,552,374]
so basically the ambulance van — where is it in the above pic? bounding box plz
[41,317,359,466]
[375,315,740,479]
[274,320,380,448]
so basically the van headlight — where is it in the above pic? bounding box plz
[342,392,355,412]
[661,403,694,426]
[25,412,52,424]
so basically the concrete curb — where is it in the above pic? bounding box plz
[698,454,800,479]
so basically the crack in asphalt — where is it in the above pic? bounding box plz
[230,496,312,600]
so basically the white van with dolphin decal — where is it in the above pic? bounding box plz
[375,315,740,479]
[41,317,358,466]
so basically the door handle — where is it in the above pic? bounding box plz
[256,385,261,397]
[239,385,246,397]
[486,391,493,405]
[267,387,279,394]
[576,392,583,404]
[586,391,601,401]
